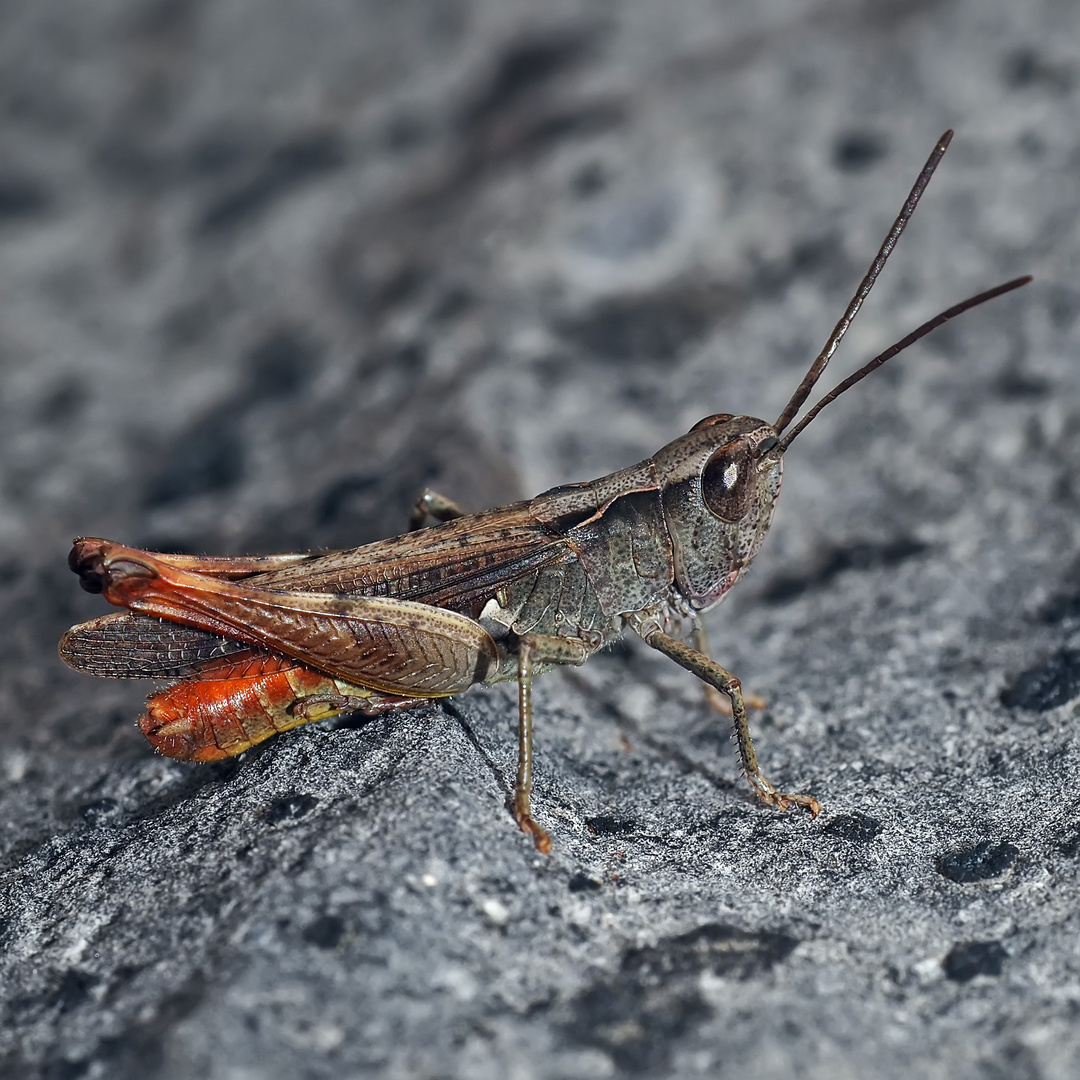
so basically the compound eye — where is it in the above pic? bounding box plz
[701,440,755,522]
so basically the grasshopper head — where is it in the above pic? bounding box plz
[652,414,783,610]
[650,279,1030,612]
[650,132,1032,613]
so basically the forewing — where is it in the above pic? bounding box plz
[236,502,568,610]
[70,543,498,696]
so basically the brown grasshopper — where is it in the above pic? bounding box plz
[59,131,1029,851]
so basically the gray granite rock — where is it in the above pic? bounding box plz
[1,1,1079,1077]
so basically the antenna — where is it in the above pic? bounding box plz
[773,130,954,436]
[777,275,1032,450]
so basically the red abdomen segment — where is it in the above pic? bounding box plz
[140,658,424,762]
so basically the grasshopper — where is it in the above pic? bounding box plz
[60,131,1029,852]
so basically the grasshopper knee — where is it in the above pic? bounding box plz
[409,489,469,530]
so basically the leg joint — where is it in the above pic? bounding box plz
[718,673,741,696]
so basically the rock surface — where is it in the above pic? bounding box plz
[1,1,1079,1077]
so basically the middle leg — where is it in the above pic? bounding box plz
[409,488,470,531]
[514,632,589,852]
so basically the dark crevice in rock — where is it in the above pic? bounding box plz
[938,841,1019,883]
[1000,650,1080,711]
[563,923,798,1074]
[943,940,1008,981]
[195,130,346,235]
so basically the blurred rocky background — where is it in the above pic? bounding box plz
[1,1,1079,1077]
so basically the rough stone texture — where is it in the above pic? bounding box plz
[1,2,1079,1077]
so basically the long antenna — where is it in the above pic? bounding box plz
[777,275,1032,450]
[773,129,954,436]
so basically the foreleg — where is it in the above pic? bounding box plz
[691,623,768,716]
[638,626,820,816]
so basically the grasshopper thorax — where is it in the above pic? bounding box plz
[652,415,783,611]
